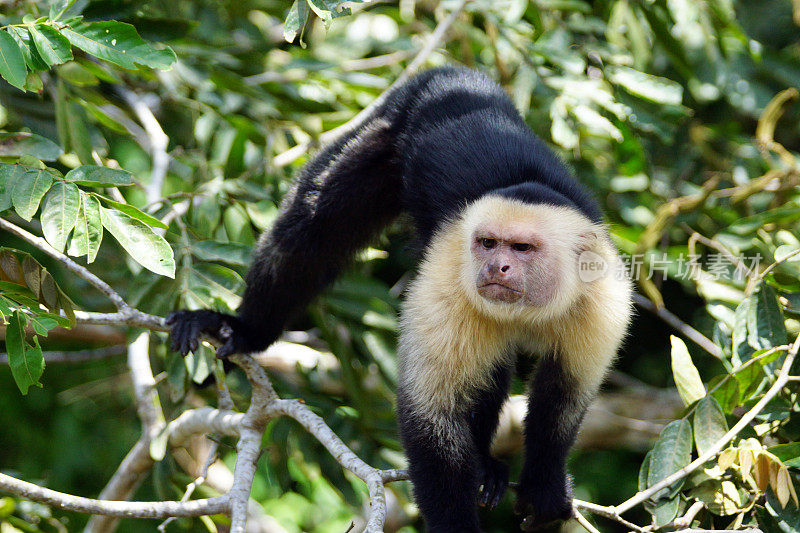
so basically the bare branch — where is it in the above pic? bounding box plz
[0,473,229,518]
[74,310,168,331]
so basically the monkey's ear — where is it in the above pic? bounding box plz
[576,230,601,253]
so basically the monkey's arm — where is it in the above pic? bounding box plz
[169,116,404,357]
[514,353,590,529]
[468,363,512,510]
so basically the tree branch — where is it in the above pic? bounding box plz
[0,217,128,311]
[0,473,229,518]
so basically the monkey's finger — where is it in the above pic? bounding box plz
[216,338,237,358]
[489,478,507,509]
[170,320,188,354]
[165,311,181,325]
[478,484,490,507]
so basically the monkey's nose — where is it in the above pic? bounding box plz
[500,265,510,273]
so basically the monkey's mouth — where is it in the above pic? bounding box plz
[477,282,523,302]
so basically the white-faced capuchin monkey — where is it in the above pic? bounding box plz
[169,66,633,532]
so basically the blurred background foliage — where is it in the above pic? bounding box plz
[1,0,800,531]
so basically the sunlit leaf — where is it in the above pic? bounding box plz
[0,133,62,161]
[0,30,27,91]
[99,206,175,277]
[284,0,311,44]
[670,336,706,406]
[41,180,80,252]
[11,168,53,220]
[607,66,683,105]
[67,193,102,262]
[95,195,167,229]
[28,24,73,67]
[65,165,133,187]
[60,20,176,70]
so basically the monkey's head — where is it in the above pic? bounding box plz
[460,195,607,321]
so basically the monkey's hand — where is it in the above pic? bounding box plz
[478,456,509,510]
[167,310,255,358]
[514,473,573,531]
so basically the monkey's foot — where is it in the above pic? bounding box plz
[514,476,573,531]
[167,309,242,357]
[478,456,508,509]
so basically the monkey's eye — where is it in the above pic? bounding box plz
[512,243,532,252]
[481,238,497,249]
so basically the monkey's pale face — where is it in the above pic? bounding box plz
[470,222,559,307]
[458,196,601,321]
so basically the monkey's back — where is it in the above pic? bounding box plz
[387,67,602,245]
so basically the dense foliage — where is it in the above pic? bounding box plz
[1,0,800,531]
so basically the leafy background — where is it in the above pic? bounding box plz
[1,0,800,531]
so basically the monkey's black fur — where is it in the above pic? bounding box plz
[169,67,603,532]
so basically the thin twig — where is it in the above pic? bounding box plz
[574,509,602,533]
[573,499,647,532]
[632,293,723,359]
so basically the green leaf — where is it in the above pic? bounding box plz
[6,311,45,394]
[7,26,49,71]
[748,283,788,351]
[0,132,63,161]
[95,195,167,229]
[0,30,28,91]
[694,396,729,456]
[769,443,800,469]
[99,206,175,277]
[57,98,93,164]
[606,65,683,105]
[67,193,102,262]
[41,180,80,252]
[284,0,310,43]
[49,0,83,21]
[28,24,73,67]
[0,163,25,211]
[28,315,58,336]
[648,419,692,498]
[11,168,53,221]
[638,450,653,491]
[184,344,214,384]
[689,479,747,516]
[192,241,251,266]
[649,495,680,527]
[732,298,755,366]
[670,335,706,406]
[709,375,740,412]
[60,21,176,70]
[65,165,133,187]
